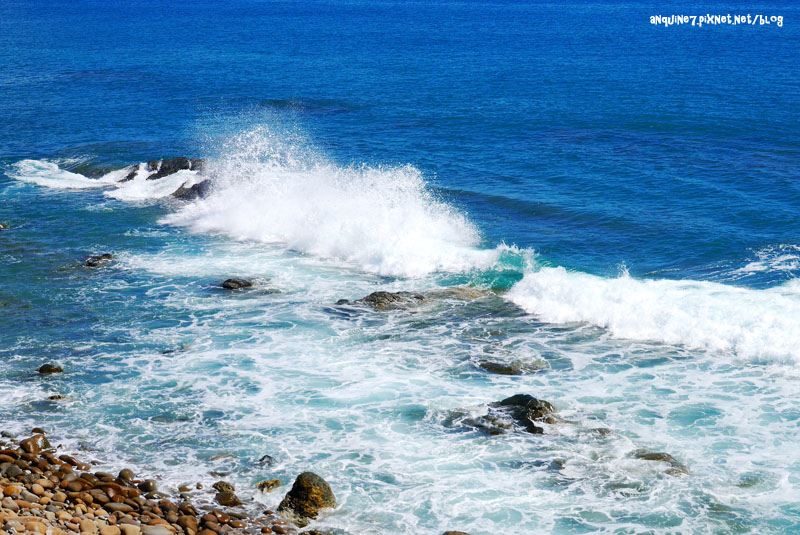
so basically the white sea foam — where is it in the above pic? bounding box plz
[506,267,800,360]
[9,159,115,189]
[161,127,499,277]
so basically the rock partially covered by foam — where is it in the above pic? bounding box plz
[277,472,336,527]
[445,394,556,436]
[115,157,211,200]
[336,290,426,310]
[631,449,690,476]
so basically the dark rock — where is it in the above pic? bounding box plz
[147,157,199,180]
[84,253,114,267]
[138,479,157,492]
[478,361,522,375]
[256,479,281,493]
[119,166,138,183]
[0,223,8,230]
[215,491,243,507]
[118,468,135,481]
[339,291,426,310]
[631,449,690,476]
[221,279,253,290]
[277,472,336,527]
[172,179,211,200]
[445,394,556,436]
[47,394,70,401]
[38,364,63,374]
[258,454,275,466]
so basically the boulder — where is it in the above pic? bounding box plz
[337,291,426,310]
[172,180,211,200]
[256,479,281,493]
[212,481,234,493]
[38,364,63,375]
[445,394,556,435]
[147,157,191,180]
[84,253,114,267]
[278,472,335,527]
[221,279,253,290]
[215,491,242,507]
[20,434,51,455]
[631,449,689,476]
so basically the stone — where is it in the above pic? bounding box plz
[37,364,63,375]
[339,291,426,310]
[119,525,141,535]
[211,481,234,493]
[84,253,115,267]
[277,472,335,527]
[172,180,211,200]
[100,527,121,535]
[478,360,522,375]
[214,492,242,507]
[137,480,157,493]
[118,469,135,481]
[256,479,281,493]
[141,527,172,535]
[631,450,690,475]
[220,279,253,290]
[80,518,99,533]
[445,394,556,436]
[0,223,8,230]
[146,157,192,181]
[20,434,52,454]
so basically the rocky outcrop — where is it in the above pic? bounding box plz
[172,180,211,200]
[445,394,556,436]
[221,278,253,290]
[631,449,690,476]
[277,472,336,527]
[336,291,426,310]
[37,364,63,375]
[84,253,114,267]
[115,158,211,201]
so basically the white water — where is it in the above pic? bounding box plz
[507,267,800,361]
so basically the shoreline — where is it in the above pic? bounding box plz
[0,430,335,535]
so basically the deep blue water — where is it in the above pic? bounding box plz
[2,2,800,534]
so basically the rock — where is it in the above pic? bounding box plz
[0,223,8,230]
[214,491,242,507]
[141,527,172,535]
[220,279,253,290]
[256,479,281,493]
[478,361,522,375]
[20,434,51,454]
[137,479,157,493]
[119,525,140,535]
[338,291,426,310]
[119,166,139,183]
[37,364,63,375]
[47,394,70,401]
[118,468,135,481]
[100,527,121,535]
[172,180,211,200]
[212,481,234,493]
[277,472,336,527]
[147,157,192,181]
[80,518,98,534]
[257,455,275,466]
[84,253,114,267]
[445,394,556,436]
[631,450,690,475]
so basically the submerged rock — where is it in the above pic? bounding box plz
[38,363,63,374]
[631,449,690,476]
[337,291,426,310]
[84,253,114,267]
[445,394,556,435]
[221,278,253,290]
[278,472,336,527]
[478,360,522,375]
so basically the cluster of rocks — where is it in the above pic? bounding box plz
[79,157,212,201]
[0,431,338,535]
[445,394,557,436]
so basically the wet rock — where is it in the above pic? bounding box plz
[119,166,138,183]
[338,290,426,310]
[258,454,275,465]
[215,491,243,507]
[256,479,281,493]
[147,157,192,180]
[172,180,211,200]
[0,223,8,230]
[137,479,157,492]
[445,394,556,435]
[38,364,63,374]
[84,253,114,267]
[212,481,234,493]
[631,449,690,476]
[478,360,522,375]
[277,472,336,527]
[20,434,51,454]
[221,278,253,290]
[118,468,135,481]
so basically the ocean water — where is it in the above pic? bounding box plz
[2,1,800,534]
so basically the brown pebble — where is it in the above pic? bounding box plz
[3,486,21,497]
[100,527,121,535]
[80,518,99,533]
[53,491,68,503]
[271,526,288,535]
[198,531,217,535]
[259,529,272,534]
[119,526,141,535]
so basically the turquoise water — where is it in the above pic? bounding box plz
[2,1,800,533]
